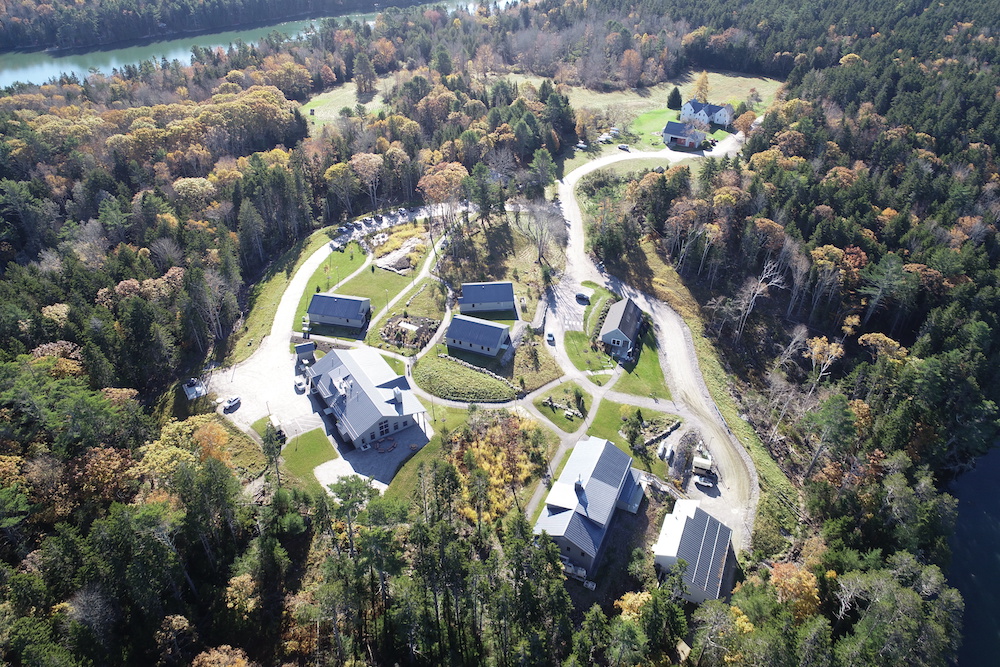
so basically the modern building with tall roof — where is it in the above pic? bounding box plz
[445,314,511,357]
[306,348,426,449]
[652,499,733,603]
[306,293,371,329]
[533,436,644,576]
[458,281,516,314]
[599,297,644,360]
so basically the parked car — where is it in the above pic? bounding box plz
[185,377,199,388]
[575,292,590,304]
[294,376,308,392]
[694,475,715,489]
[546,332,556,345]
[397,207,407,216]
[617,144,630,151]
[575,142,588,150]
[222,396,241,412]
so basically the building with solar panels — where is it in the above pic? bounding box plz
[652,499,733,604]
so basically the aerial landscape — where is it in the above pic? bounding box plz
[0,0,998,664]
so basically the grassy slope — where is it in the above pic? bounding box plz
[412,345,517,402]
[292,242,366,331]
[564,330,616,378]
[338,259,424,312]
[281,428,339,497]
[381,354,405,375]
[228,228,339,365]
[614,328,671,400]
[532,381,593,433]
[300,73,395,133]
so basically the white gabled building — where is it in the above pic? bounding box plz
[680,100,734,127]
[652,499,732,604]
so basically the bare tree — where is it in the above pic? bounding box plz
[734,261,785,341]
[150,237,184,271]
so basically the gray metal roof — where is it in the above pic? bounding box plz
[674,505,732,600]
[306,348,424,441]
[600,297,642,342]
[307,294,370,320]
[685,100,728,116]
[534,437,634,549]
[458,281,515,306]
[663,121,705,140]
[446,315,510,349]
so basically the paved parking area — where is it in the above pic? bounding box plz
[314,422,432,493]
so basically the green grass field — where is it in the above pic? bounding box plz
[564,330,616,378]
[293,242,366,332]
[384,406,469,503]
[412,345,517,402]
[281,428,339,497]
[582,282,618,335]
[365,278,448,353]
[533,381,592,433]
[381,354,405,375]
[300,73,396,133]
[228,228,340,365]
[614,329,671,400]
[587,399,669,478]
[338,254,426,315]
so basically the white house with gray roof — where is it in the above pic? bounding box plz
[599,297,644,360]
[680,100,734,126]
[306,348,426,449]
[652,499,732,604]
[446,315,511,357]
[307,293,371,329]
[534,436,644,575]
[458,281,516,314]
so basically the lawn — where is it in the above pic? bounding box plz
[292,241,366,332]
[365,277,447,354]
[587,399,672,479]
[384,406,469,503]
[228,227,340,365]
[581,282,618,335]
[251,416,269,437]
[281,428,339,497]
[381,354,405,375]
[337,251,427,317]
[614,329,671,400]
[448,332,563,393]
[631,108,732,150]
[533,381,592,433]
[300,73,395,133]
[412,345,517,402]
[564,330,616,378]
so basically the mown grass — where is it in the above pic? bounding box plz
[614,329,671,400]
[381,354,405,375]
[581,282,618,335]
[587,399,670,479]
[598,157,701,178]
[251,416,269,437]
[564,330,616,378]
[384,406,469,503]
[365,278,447,354]
[300,73,395,133]
[446,326,562,394]
[612,239,799,533]
[412,345,517,402]
[281,428,339,497]
[338,252,427,315]
[228,227,340,365]
[533,381,592,433]
[293,242,366,332]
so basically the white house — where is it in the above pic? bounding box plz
[652,499,732,604]
[662,121,707,149]
[306,293,371,329]
[599,297,643,360]
[534,437,644,576]
[306,348,426,449]
[445,315,511,357]
[680,100,734,127]
[458,281,516,314]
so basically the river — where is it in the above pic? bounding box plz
[949,446,1000,664]
[0,0,480,88]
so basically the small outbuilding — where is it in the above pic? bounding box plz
[307,294,371,329]
[458,281,516,314]
[652,499,732,604]
[445,315,511,357]
[662,121,706,149]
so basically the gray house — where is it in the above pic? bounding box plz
[458,281,516,314]
[306,348,426,449]
[652,499,732,603]
[533,436,643,576]
[446,315,511,357]
[599,297,643,359]
[662,121,706,149]
[307,294,371,329]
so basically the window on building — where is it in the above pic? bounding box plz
[370,432,376,440]
[403,420,408,426]
[379,420,389,436]
[394,422,399,431]
[612,338,622,346]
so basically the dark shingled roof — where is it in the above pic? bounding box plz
[446,315,509,349]
[307,294,369,321]
[663,121,705,140]
[458,281,515,306]
[600,297,642,342]
[685,100,728,116]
